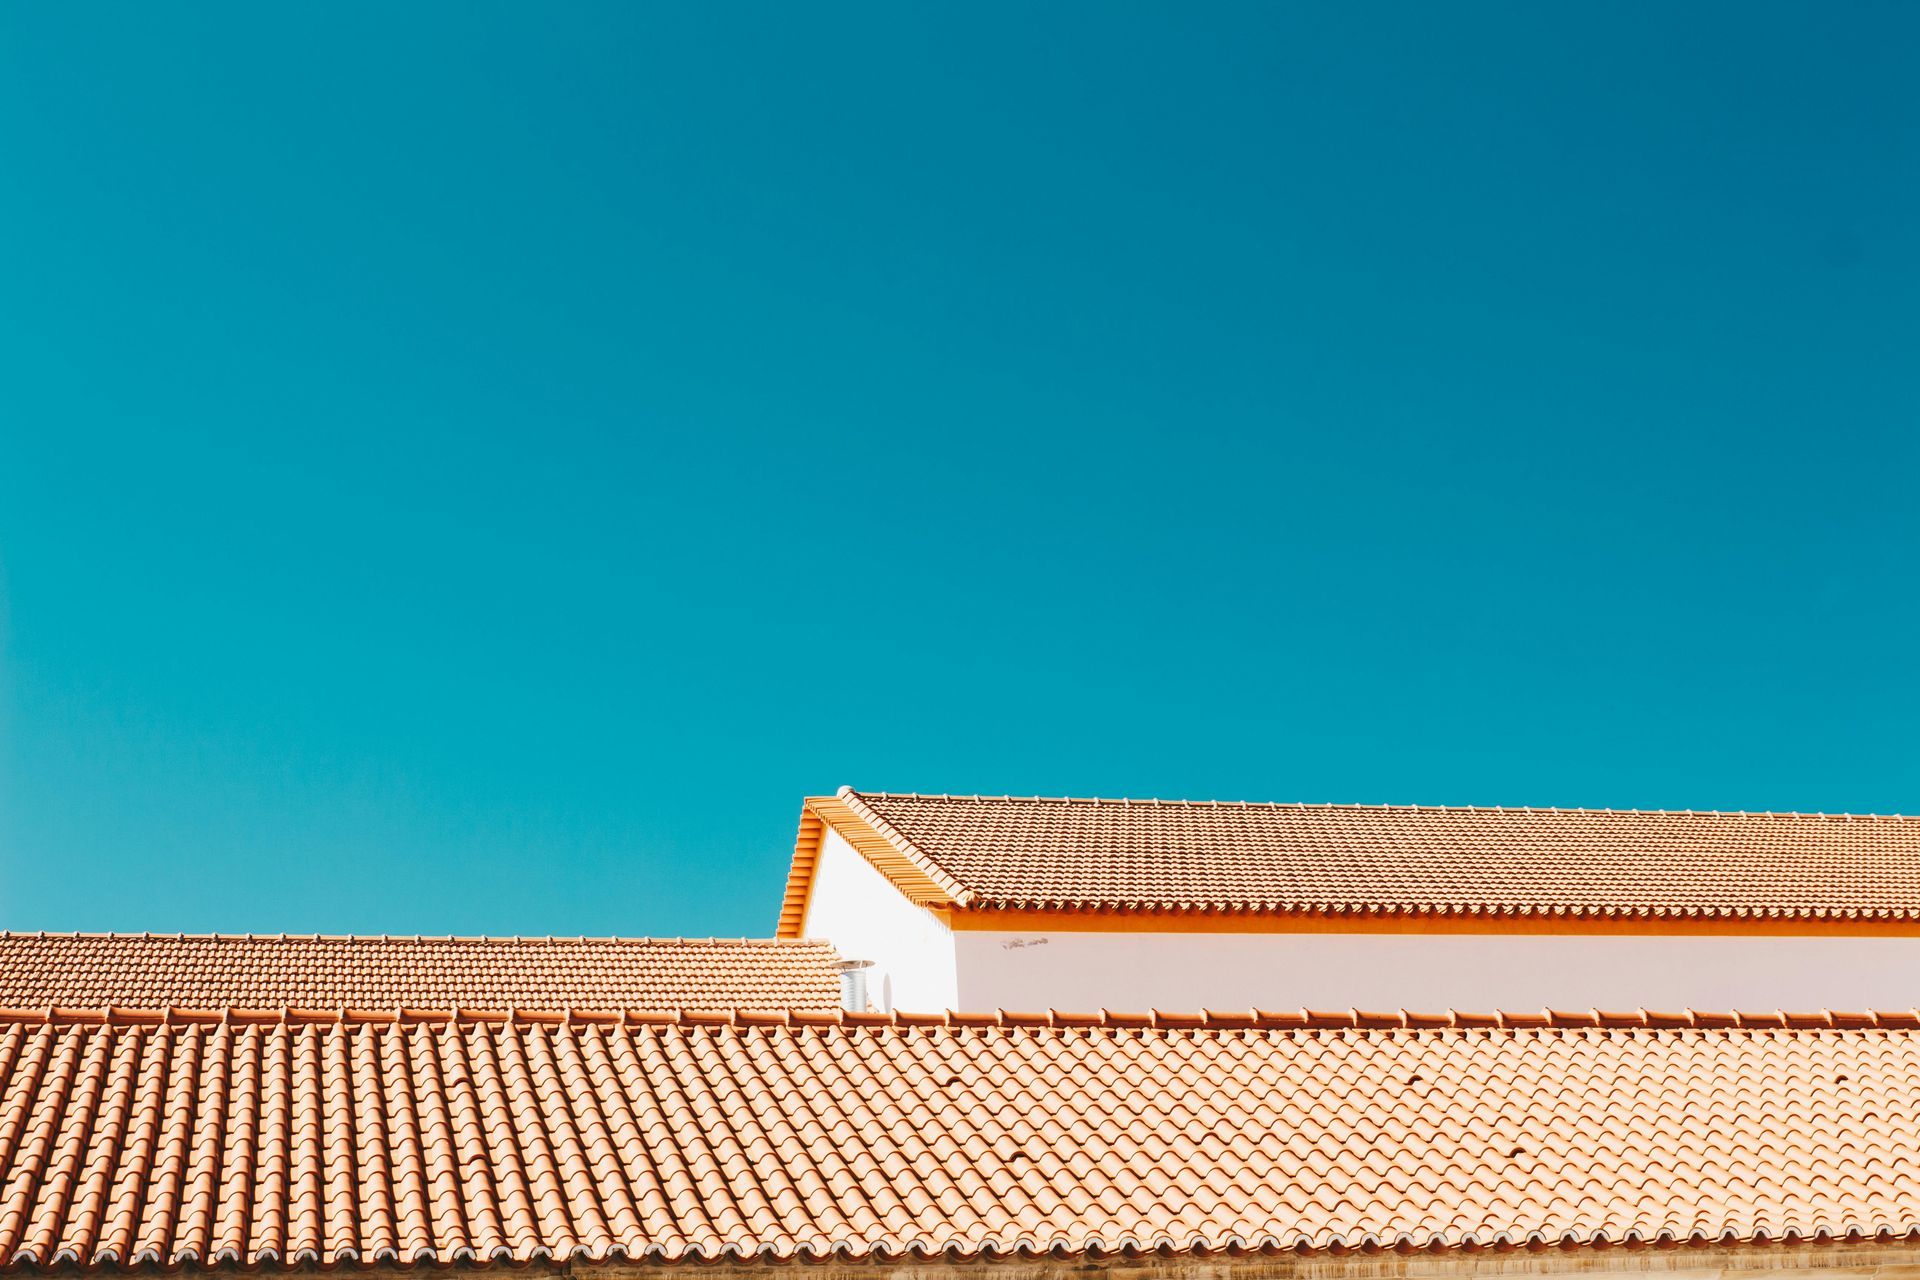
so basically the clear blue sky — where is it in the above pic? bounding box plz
[2,3,1915,938]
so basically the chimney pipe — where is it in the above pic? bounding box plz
[835,960,873,1012]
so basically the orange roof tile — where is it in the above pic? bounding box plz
[2,1005,1920,1268]
[0,933,842,1011]
[784,788,1920,924]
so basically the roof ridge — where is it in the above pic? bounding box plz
[0,931,829,946]
[847,790,1917,820]
[5,1004,1915,1032]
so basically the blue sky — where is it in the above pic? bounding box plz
[2,3,1915,938]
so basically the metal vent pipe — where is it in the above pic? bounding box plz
[835,960,874,1012]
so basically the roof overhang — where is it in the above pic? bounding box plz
[939,903,1920,936]
[776,790,970,938]
[563,1239,1920,1280]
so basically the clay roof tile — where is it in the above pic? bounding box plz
[0,934,842,1012]
[784,791,1920,926]
[0,1006,1917,1270]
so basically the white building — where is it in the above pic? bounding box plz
[778,787,1920,1014]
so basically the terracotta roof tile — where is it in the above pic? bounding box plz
[0,934,842,1012]
[823,789,1920,919]
[3,1006,1920,1267]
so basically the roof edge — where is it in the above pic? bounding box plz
[775,790,972,939]
[835,787,976,903]
[946,901,1920,925]
[774,806,828,939]
[13,1228,1920,1270]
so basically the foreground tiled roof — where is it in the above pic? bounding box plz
[6,1005,1920,1268]
[786,788,1920,924]
[0,934,842,1012]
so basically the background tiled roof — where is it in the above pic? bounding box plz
[3,1007,1920,1268]
[0,934,842,1011]
[842,790,1920,918]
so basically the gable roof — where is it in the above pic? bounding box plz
[777,792,973,937]
[0,933,843,1012]
[4,1003,1920,1269]
[780,788,1920,930]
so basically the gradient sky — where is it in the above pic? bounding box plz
[2,3,1916,939]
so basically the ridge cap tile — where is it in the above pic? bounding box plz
[4,1003,1920,1031]
[847,787,1916,820]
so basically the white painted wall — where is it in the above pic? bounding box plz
[950,929,1920,1013]
[799,828,957,1012]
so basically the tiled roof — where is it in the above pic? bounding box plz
[798,788,1920,921]
[0,934,842,1012]
[4,1005,1920,1268]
